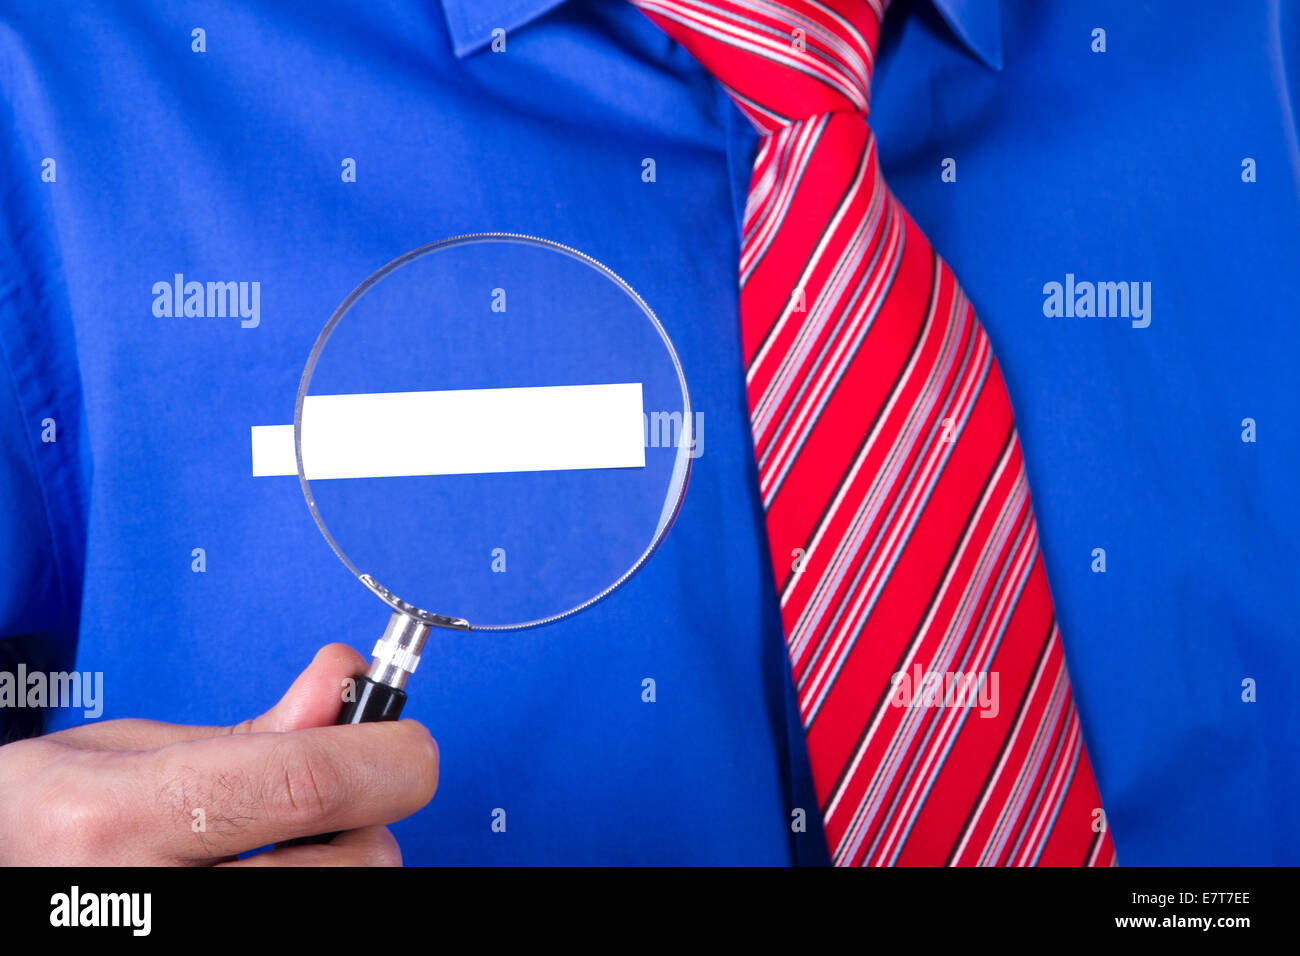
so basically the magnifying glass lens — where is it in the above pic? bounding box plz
[296,235,692,631]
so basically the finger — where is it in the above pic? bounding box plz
[249,643,371,732]
[216,826,401,867]
[127,718,437,860]
[49,644,368,750]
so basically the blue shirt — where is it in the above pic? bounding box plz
[2,0,1297,865]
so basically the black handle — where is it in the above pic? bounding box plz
[282,676,407,847]
[337,675,407,724]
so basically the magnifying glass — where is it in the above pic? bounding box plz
[293,233,692,727]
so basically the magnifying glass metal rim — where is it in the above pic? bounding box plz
[293,231,693,633]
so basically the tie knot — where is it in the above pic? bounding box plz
[633,0,888,132]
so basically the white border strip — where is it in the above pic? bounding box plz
[252,383,645,479]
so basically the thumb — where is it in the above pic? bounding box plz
[248,643,369,733]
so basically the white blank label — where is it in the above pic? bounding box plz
[251,383,645,480]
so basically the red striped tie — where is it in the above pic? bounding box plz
[634,0,1116,866]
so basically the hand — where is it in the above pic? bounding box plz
[0,644,438,865]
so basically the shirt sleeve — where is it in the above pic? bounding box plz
[0,53,91,739]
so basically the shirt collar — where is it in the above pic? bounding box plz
[930,0,1003,70]
[440,0,570,58]
[441,0,1003,70]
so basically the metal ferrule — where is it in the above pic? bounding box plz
[366,611,433,691]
